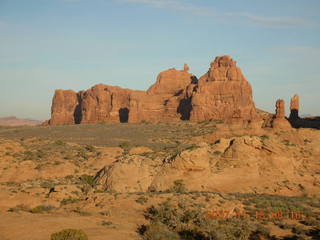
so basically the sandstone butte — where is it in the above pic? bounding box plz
[46,56,267,126]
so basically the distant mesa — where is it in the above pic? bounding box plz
[46,55,260,126]
[0,116,41,126]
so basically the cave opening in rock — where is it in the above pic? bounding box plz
[119,108,129,123]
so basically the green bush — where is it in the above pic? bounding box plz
[136,196,149,205]
[60,198,80,206]
[55,140,65,146]
[142,222,180,240]
[119,142,130,153]
[29,205,55,214]
[84,145,96,152]
[169,179,187,193]
[50,229,88,240]
[79,174,95,188]
[260,135,269,140]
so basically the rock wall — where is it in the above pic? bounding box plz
[48,56,259,125]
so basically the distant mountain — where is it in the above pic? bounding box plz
[0,116,41,126]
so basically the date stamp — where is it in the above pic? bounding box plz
[205,209,303,220]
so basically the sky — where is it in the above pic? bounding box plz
[0,0,319,120]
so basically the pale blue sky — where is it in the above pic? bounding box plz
[1,0,319,120]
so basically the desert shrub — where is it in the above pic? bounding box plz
[142,198,279,240]
[300,217,319,226]
[84,145,96,152]
[40,180,55,189]
[292,225,305,234]
[60,198,80,206]
[101,221,113,226]
[140,120,150,124]
[169,179,187,193]
[77,149,89,160]
[72,207,91,216]
[260,135,269,140]
[253,224,271,235]
[99,211,110,216]
[79,174,95,188]
[142,222,180,240]
[119,142,130,149]
[55,140,65,146]
[119,142,130,154]
[136,196,149,205]
[8,204,30,212]
[213,151,222,155]
[23,150,35,160]
[304,139,312,143]
[29,205,55,214]
[50,229,88,240]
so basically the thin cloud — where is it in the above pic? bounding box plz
[275,46,320,56]
[120,0,215,16]
[226,12,311,27]
[120,0,315,28]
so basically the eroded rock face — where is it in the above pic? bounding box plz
[272,99,292,129]
[49,90,80,125]
[80,84,133,124]
[147,67,195,95]
[189,56,257,122]
[48,56,259,125]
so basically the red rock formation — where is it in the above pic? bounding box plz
[49,90,80,125]
[275,99,285,118]
[272,99,291,129]
[80,84,133,124]
[290,94,299,111]
[189,56,257,122]
[47,56,259,125]
[289,94,300,120]
[129,66,196,122]
[147,67,194,95]
[183,63,189,72]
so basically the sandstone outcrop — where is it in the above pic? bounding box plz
[272,99,292,129]
[47,56,259,125]
[93,133,310,193]
[189,56,257,122]
[128,67,196,122]
[80,84,134,124]
[49,90,80,125]
[289,94,300,121]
